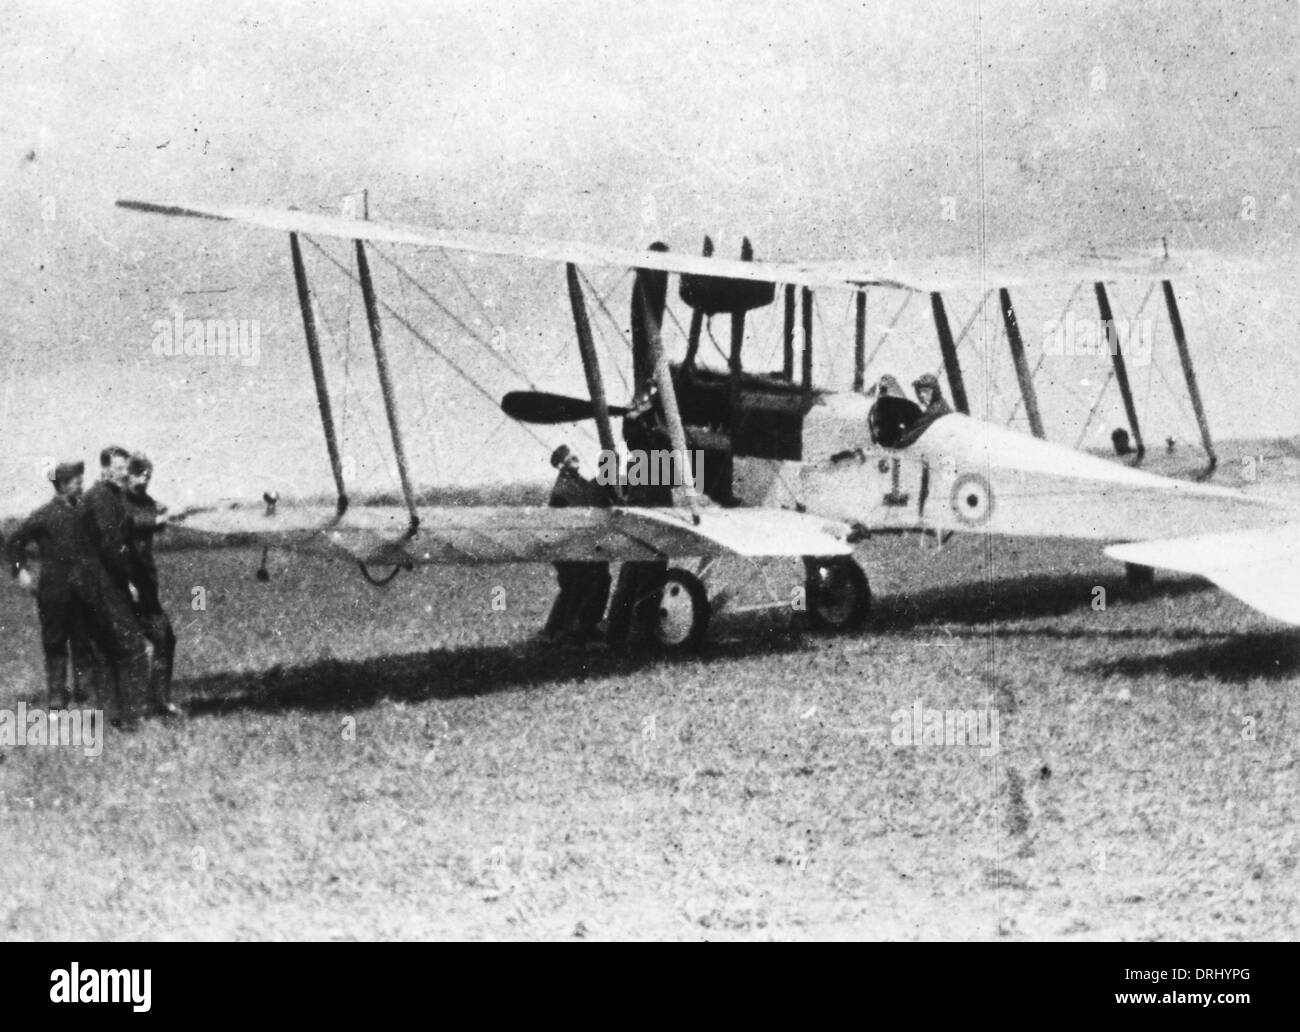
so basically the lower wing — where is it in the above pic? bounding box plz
[1105,523,1300,626]
[172,503,853,565]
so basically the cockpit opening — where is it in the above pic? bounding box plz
[869,394,925,449]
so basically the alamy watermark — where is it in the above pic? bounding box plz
[1041,312,1155,367]
[151,309,261,367]
[890,699,1000,757]
[50,963,150,1011]
[0,704,104,757]
[594,448,704,488]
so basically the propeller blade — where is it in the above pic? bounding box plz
[500,391,629,424]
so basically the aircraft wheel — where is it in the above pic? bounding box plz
[652,568,711,651]
[804,556,871,632]
[1125,562,1155,590]
[358,559,413,586]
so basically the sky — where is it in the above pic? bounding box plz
[3,0,1299,515]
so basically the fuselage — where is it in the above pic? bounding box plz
[729,399,1287,544]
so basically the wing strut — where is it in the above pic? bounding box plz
[782,284,796,380]
[684,308,704,371]
[1000,288,1045,438]
[853,289,867,392]
[634,257,701,522]
[289,232,348,517]
[930,293,970,415]
[565,262,621,497]
[800,287,814,389]
[355,240,419,534]
[1095,282,1145,462]
[1162,280,1216,478]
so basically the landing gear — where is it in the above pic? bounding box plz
[358,559,414,586]
[804,556,871,632]
[650,568,711,651]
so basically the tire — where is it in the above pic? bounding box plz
[358,559,412,586]
[652,568,711,651]
[804,556,871,632]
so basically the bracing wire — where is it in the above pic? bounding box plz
[303,237,554,452]
[373,246,540,391]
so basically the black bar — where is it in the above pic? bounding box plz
[289,232,348,516]
[2,943,1284,1019]
[1095,282,1145,461]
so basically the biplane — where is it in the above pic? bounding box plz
[116,198,1298,641]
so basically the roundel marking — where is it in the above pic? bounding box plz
[950,472,994,526]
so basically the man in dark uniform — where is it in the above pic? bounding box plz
[606,392,672,645]
[6,461,96,707]
[79,445,152,728]
[124,453,180,717]
[542,444,612,643]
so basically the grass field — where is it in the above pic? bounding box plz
[2,533,1297,940]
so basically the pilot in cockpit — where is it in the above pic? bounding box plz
[868,372,953,450]
[892,373,953,448]
[912,373,952,420]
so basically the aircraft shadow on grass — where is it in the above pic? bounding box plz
[866,569,1208,633]
[178,633,811,716]
[1078,631,1300,683]
[177,570,1245,716]
[877,571,1300,679]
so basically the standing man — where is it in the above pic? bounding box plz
[6,461,95,707]
[79,445,152,728]
[542,444,611,643]
[124,453,180,717]
[606,392,672,645]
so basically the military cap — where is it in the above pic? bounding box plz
[49,460,85,485]
[127,453,154,475]
[913,373,942,392]
[550,444,572,469]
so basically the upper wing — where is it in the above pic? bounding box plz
[1106,524,1300,626]
[117,199,1265,292]
[117,199,919,292]
[173,502,852,565]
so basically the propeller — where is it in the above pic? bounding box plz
[501,390,631,424]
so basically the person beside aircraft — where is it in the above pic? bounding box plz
[606,391,671,644]
[78,445,153,729]
[6,461,97,708]
[124,453,180,718]
[542,444,612,645]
